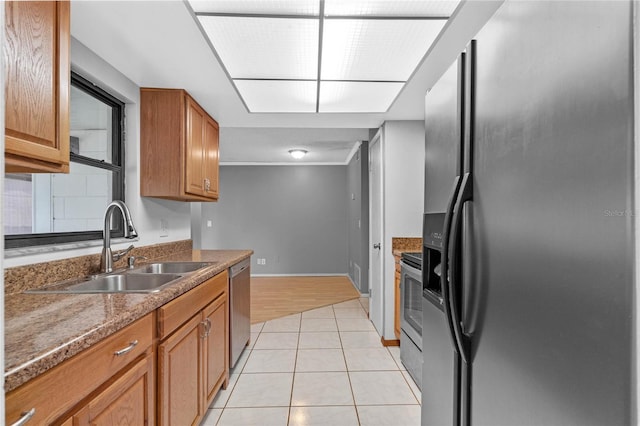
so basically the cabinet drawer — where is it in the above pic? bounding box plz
[72,353,155,426]
[6,313,153,425]
[157,271,228,340]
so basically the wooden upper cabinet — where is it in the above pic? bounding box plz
[4,1,70,173]
[203,116,220,199]
[140,88,220,201]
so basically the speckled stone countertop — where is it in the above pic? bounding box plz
[5,249,252,393]
[391,237,422,256]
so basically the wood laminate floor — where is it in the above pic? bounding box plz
[250,276,361,324]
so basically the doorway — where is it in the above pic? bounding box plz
[369,130,384,334]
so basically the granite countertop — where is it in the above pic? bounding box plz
[392,237,423,257]
[4,249,252,393]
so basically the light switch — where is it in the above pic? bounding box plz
[207,220,212,228]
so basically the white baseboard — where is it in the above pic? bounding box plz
[346,274,369,296]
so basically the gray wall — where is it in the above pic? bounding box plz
[199,165,349,275]
[347,143,369,293]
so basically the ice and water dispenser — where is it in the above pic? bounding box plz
[423,213,445,305]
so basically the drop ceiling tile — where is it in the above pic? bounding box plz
[198,16,318,79]
[321,19,446,81]
[324,0,459,17]
[189,0,319,16]
[319,81,404,113]
[235,80,317,113]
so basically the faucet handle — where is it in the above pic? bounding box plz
[127,255,148,268]
[113,244,135,262]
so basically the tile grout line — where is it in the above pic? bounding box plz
[334,303,362,426]
[286,315,302,425]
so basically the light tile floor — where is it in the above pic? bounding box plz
[201,297,421,426]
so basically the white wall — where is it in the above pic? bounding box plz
[4,38,192,268]
[382,120,425,339]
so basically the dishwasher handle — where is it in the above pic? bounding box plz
[231,258,250,277]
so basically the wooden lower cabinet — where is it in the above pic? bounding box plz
[204,295,228,404]
[6,272,230,426]
[69,353,155,426]
[394,254,402,340]
[158,314,203,426]
[5,314,153,426]
[157,272,229,425]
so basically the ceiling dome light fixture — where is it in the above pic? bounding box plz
[289,149,308,159]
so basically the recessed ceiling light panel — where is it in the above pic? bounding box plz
[189,0,320,16]
[198,16,319,79]
[319,81,404,113]
[324,0,459,17]
[235,80,317,112]
[321,19,447,81]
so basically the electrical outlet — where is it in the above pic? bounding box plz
[256,258,266,265]
[160,219,169,237]
[206,220,212,228]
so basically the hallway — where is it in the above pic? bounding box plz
[201,298,421,425]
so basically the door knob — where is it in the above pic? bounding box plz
[373,243,381,249]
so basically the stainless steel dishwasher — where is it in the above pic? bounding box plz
[229,258,251,368]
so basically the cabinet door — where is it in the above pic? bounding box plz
[4,1,70,173]
[72,353,154,426]
[185,97,205,197]
[203,295,228,406]
[158,314,204,426]
[203,117,219,200]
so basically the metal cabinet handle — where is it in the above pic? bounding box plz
[204,178,211,192]
[205,318,212,337]
[11,408,35,426]
[114,340,138,356]
[200,321,208,339]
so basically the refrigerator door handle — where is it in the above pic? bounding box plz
[441,176,463,355]
[448,172,473,364]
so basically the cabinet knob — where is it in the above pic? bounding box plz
[11,408,35,426]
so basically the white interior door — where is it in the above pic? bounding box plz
[369,132,383,334]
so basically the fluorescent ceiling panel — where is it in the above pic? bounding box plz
[321,19,446,81]
[319,81,404,113]
[189,0,319,16]
[324,0,459,17]
[235,80,317,112]
[198,16,318,79]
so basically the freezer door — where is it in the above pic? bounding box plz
[424,58,464,214]
[468,2,634,425]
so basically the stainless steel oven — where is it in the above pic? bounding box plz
[400,251,423,389]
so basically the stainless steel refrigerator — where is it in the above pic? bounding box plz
[422,1,634,425]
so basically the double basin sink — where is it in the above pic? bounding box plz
[26,262,215,294]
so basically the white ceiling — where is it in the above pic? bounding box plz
[70,0,502,163]
[220,127,369,164]
[191,0,452,113]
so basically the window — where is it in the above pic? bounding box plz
[4,72,125,249]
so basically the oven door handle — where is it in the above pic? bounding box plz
[400,260,422,277]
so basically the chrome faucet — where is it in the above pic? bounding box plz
[101,200,139,273]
